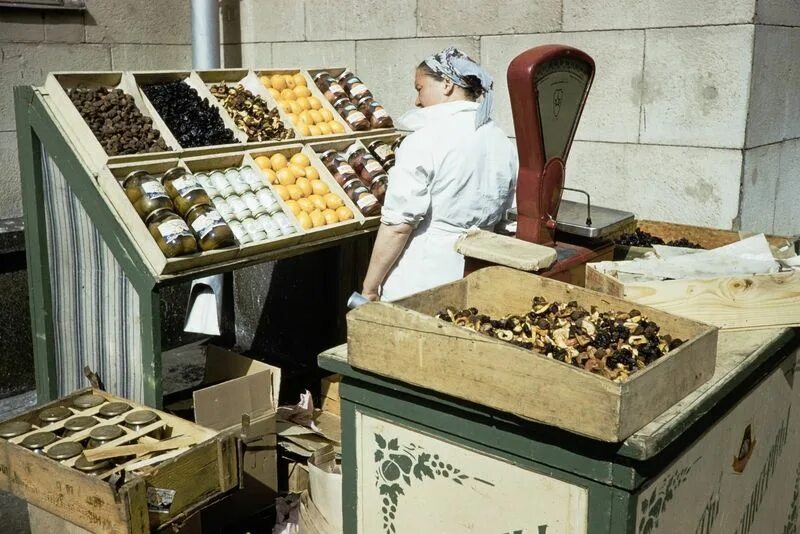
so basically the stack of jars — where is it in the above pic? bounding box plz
[313,70,393,131]
[123,168,236,258]
[194,165,297,243]
[320,146,381,215]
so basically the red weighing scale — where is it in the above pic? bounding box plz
[466,45,634,285]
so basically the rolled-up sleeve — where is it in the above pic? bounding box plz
[381,132,433,227]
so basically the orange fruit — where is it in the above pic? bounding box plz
[309,194,327,211]
[305,166,320,181]
[293,86,312,99]
[259,75,271,88]
[295,177,312,197]
[307,96,322,110]
[280,88,296,101]
[276,167,296,186]
[296,96,311,111]
[287,112,299,124]
[263,168,278,185]
[270,153,288,170]
[322,209,339,225]
[290,153,310,167]
[320,109,334,122]
[270,75,286,91]
[288,163,306,179]
[254,155,271,170]
[268,88,281,99]
[284,199,302,216]
[280,101,292,114]
[335,206,354,221]
[273,184,290,201]
[297,197,315,213]
[287,184,303,200]
[298,110,313,125]
[309,125,322,136]
[289,101,303,115]
[283,74,296,89]
[296,211,312,230]
[310,179,329,195]
[309,110,324,124]
[293,73,307,87]
[295,123,311,136]
[329,121,346,133]
[323,193,343,210]
[310,209,326,228]
[318,122,332,135]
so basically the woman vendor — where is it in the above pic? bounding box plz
[361,47,519,302]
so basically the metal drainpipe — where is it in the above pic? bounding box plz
[191,0,220,69]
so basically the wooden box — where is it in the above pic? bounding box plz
[0,388,237,533]
[585,263,800,331]
[346,266,718,442]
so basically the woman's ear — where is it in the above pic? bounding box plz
[441,77,456,97]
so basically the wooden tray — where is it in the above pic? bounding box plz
[347,266,718,442]
[0,388,236,533]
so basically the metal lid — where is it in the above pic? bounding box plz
[312,71,332,82]
[63,416,99,432]
[144,207,175,226]
[354,95,373,107]
[98,402,132,418]
[184,203,212,220]
[161,167,188,183]
[46,441,83,461]
[21,432,57,450]
[344,143,364,161]
[0,421,32,439]
[320,149,339,160]
[124,410,159,426]
[367,139,392,151]
[331,97,351,108]
[89,425,125,442]
[72,394,105,410]
[74,454,111,473]
[336,70,355,83]
[123,170,150,187]
[38,406,72,423]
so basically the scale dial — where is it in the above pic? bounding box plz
[535,57,592,161]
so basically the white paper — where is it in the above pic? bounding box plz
[183,289,220,336]
[308,457,343,531]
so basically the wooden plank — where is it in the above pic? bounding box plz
[321,374,342,417]
[455,229,557,271]
[28,504,93,534]
[121,479,149,534]
[83,434,195,462]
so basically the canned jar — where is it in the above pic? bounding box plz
[46,441,83,461]
[72,394,105,410]
[390,135,406,153]
[239,165,264,192]
[87,425,125,448]
[161,167,211,216]
[212,196,235,221]
[74,454,111,475]
[355,96,393,129]
[256,215,283,240]
[313,71,349,104]
[21,431,57,454]
[98,402,132,419]
[272,212,297,236]
[228,220,252,244]
[342,178,381,216]
[320,150,359,186]
[241,191,267,218]
[338,71,373,100]
[194,172,219,197]
[345,143,387,185]
[255,188,281,216]
[209,170,234,198]
[63,415,99,437]
[370,175,389,204]
[224,167,250,196]
[367,140,396,170]
[39,406,73,426]
[123,170,174,220]
[226,195,252,222]
[242,217,268,242]
[332,97,370,131]
[124,410,163,438]
[0,421,32,439]
[146,208,198,258]
[185,204,236,251]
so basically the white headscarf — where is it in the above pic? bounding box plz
[423,47,494,129]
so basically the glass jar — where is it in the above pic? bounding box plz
[242,217,268,242]
[226,195,252,221]
[212,196,234,221]
[0,421,32,439]
[337,71,373,100]
[87,425,125,448]
[370,175,389,204]
[272,212,296,236]
[21,432,57,454]
[161,167,211,216]
[342,178,381,216]
[39,406,72,426]
[228,220,251,244]
[256,188,281,216]
[124,410,163,439]
[390,135,406,153]
[72,394,105,410]
[320,150,359,186]
[194,172,219,197]
[185,204,236,251]
[123,170,174,220]
[345,143,387,185]
[367,140,396,170]
[74,454,111,475]
[209,170,233,198]
[46,441,83,461]
[146,208,198,258]
[332,97,370,131]
[64,415,99,437]
[241,191,267,218]
[239,165,264,192]
[98,402,132,419]
[355,97,393,129]
[256,214,282,239]
[313,71,349,104]
[224,167,250,196]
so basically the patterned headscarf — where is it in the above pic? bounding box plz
[423,47,494,129]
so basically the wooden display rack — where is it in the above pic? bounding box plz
[0,388,236,533]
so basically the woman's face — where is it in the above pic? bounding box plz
[414,69,448,108]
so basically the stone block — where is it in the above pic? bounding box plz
[221,44,243,68]
[640,25,754,149]
[755,0,800,26]
[0,10,44,42]
[740,143,779,233]
[44,11,85,43]
[0,44,111,132]
[111,44,192,71]
[746,26,800,148]
[240,43,272,68]
[481,31,645,143]
[238,0,305,44]
[417,0,560,37]
[564,141,742,229]
[0,132,22,220]
[84,0,191,44]
[272,41,355,69]
[773,138,800,235]
[564,0,754,30]
[355,37,480,122]
[306,0,416,41]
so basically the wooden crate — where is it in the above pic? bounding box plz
[0,388,237,533]
[346,266,718,442]
[586,263,800,330]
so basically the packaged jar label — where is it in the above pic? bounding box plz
[356,193,379,210]
[365,160,383,174]
[337,164,357,177]
[346,111,368,125]
[239,166,261,187]
[141,181,169,199]
[372,144,394,160]
[157,219,192,241]
[371,107,389,119]
[242,192,266,215]
[350,84,370,98]
[227,196,251,218]
[256,189,276,206]
[228,221,250,242]
[191,212,226,239]
[172,176,202,197]
[328,83,345,95]
[257,215,279,232]
[213,198,233,217]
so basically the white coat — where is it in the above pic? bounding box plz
[380,100,518,301]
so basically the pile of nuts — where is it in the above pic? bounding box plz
[616,228,703,249]
[142,81,238,148]
[69,87,170,156]
[436,297,684,382]
[209,83,294,143]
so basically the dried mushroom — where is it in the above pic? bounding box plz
[209,83,294,143]
[616,228,703,249]
[436,297,684,382]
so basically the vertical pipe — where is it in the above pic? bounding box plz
[191,0,220,69]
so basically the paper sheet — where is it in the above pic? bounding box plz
[183,289,220,335]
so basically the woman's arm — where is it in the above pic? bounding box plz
[362,222,414,301]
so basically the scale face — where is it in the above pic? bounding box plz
[535,57,593,162]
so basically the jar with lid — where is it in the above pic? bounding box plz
[367,140,396,170]
[46,441,83,462]
[272,212,297,236]
[21,431,57,454]
[313,71,349,104]
[320,150,359,186]
[370,175,389,204]
[224,167,250,196]
[226,195,252,221]
[342,178,381,216]
[194,172,219,197]
[124,410,163,439]
[64,415,99,437]
[73,394,105,410]
[256,188,282,216]
[146,208,198,258]
[209,170,234,198]
[0,421,32,439]
[74,454,111,475]
[98,401,132,419]
[332,97,370,131]
[239,165,264,193]
[39,406,72,426]
[161,167,211,216]
[123,170,174,220]
[355,96,393,129]
[87,425,125,448]
[337,71,373,100]
[345,143,387,185]
[228,220,252,244]
[390,135,406,153]
[212,196,234,221]
[256,215,282,239]
[242,217,268,242]
[241,191,267,218]
[185,204,236,251]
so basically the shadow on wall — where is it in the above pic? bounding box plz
[220,0,243,67]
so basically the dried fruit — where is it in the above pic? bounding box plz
[616,228,703,249]
[209,82,294,142]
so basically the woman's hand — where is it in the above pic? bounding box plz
[361,289,380,302]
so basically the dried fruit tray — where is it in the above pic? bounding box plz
[347,266,718,442]
[0,387,236,533]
